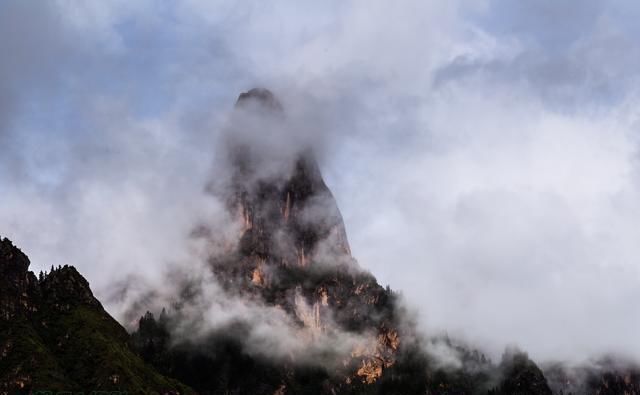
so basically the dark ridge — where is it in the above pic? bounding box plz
[0,237,37,320]
[0,237,193,394]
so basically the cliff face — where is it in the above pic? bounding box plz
[0,237,191,394]
[216,91,390,343]
[225,90,401,379]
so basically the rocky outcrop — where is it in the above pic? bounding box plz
[0,238,38,320]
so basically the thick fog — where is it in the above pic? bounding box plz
[1,1,640,364]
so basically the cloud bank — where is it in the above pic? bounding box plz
[1,0,640,364]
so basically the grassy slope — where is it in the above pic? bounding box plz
[0,264,195,394]
[0,318,73,392]
[35,304,194,393]
[1,306,195,394]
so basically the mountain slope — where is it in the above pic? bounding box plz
[0,237,192,394]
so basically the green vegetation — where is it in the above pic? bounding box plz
[0,238,194,394]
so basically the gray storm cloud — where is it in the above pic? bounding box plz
[1,0,640,366]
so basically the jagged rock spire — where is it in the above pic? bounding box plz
[223,88,351,270]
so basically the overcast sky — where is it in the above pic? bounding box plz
[1,0,640,364]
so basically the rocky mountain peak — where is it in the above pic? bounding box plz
[235,87,284,112]
[1,237,101,320]
[40,265,101,311]
[0,237,30,275]
[224,89,351,267]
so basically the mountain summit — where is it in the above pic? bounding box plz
[133,89,406,393]
[236,87,284,112]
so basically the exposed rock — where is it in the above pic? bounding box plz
[0,238,37,320]
[356,359,384,384]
